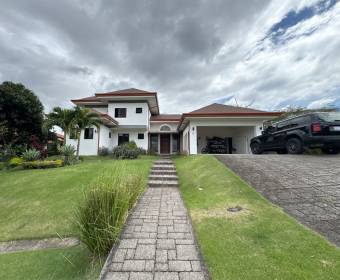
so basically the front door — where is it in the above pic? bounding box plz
[160,134,171,154]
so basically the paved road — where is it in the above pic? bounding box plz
[216,154,340,247]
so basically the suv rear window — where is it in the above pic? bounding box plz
[317,112,340,122]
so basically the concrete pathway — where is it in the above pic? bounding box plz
[100,157,208,280]
[0,237,79,254]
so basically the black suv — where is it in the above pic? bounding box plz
[250,112,340,154]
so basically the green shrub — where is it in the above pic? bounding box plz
[123,141,137,149]
[112,142,144,159]
[59,145,76,165]
[22,149,40,161]
[21,159,63,169]
[75,169,143,256]
[9,157,24,168]
[0,162,5,170]
[98,147,110,156]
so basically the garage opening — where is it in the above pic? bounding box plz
[197,126,255,154]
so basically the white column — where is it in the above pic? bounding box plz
[189,124,197,155]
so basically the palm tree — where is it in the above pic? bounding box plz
[73,106,101,159]
[44,107,76,145]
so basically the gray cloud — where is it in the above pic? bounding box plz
[0,0,339,114]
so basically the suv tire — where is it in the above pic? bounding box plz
[250,142,263,154]
[286,138,303,154]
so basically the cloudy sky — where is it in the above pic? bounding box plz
[0,0,339,113]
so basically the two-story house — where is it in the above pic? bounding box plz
[67,88,281,155]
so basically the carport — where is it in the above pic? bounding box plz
[178,103,281,155]
[197,126,255,154]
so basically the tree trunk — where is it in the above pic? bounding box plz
[76,130,81,160]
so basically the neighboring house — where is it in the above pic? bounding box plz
[67,88,281,155]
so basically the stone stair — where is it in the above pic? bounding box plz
[148,156,179,188]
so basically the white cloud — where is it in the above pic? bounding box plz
[0,0,339,114]
[307,97,336,109]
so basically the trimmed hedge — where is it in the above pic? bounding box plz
[9,157,24,168]
[21,159,63,169]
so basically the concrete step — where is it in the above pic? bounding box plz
[152,165,175,171]
[150,170,177,175]
[154,161,173,165]
[149,174,178,181]
[148,180,179,187]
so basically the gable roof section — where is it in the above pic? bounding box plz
[71,88,159,115]
[95,88,156,96]
[188,103,276,115]
[178,103,282,130]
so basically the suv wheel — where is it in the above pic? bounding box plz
[250,142,263,154]
[286,138,303,154]
[322,147,339,154]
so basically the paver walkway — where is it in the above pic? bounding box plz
[100,156,208,280]
[216,154,340,247]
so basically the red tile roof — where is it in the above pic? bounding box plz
[90,109,118,126]
[71,96,101,103]
[95,88,157,97]
[188,103,278,115]
[150,114,182,122]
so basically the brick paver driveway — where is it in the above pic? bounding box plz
[216,154,340,247]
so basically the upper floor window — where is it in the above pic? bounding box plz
[115,108,127,118]
[109,132,112,138]
[84,128,94,139]
[136,107,143,114]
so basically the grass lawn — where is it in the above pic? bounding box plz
[174,155,340,280]
[0,155,155,279]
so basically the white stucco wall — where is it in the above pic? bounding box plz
[99,125,114,150]
[66,125,99,155]
[108,102,149,125]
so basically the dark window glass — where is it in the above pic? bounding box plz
[115,108,127,118]
[150,134,158,152]
[136,107,143,114]
[109,132,112,138]
[291,116,310,126]
[84,128,94,139]
[172,134,179,152]
[317,112,340,122]
[118,133,129,145]
[138,133,144,139]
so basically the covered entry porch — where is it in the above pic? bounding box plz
[149,133,179,154]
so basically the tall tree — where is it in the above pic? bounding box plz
[44,107,76,145]
[0,81,44,146]
[73,107,101,159]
